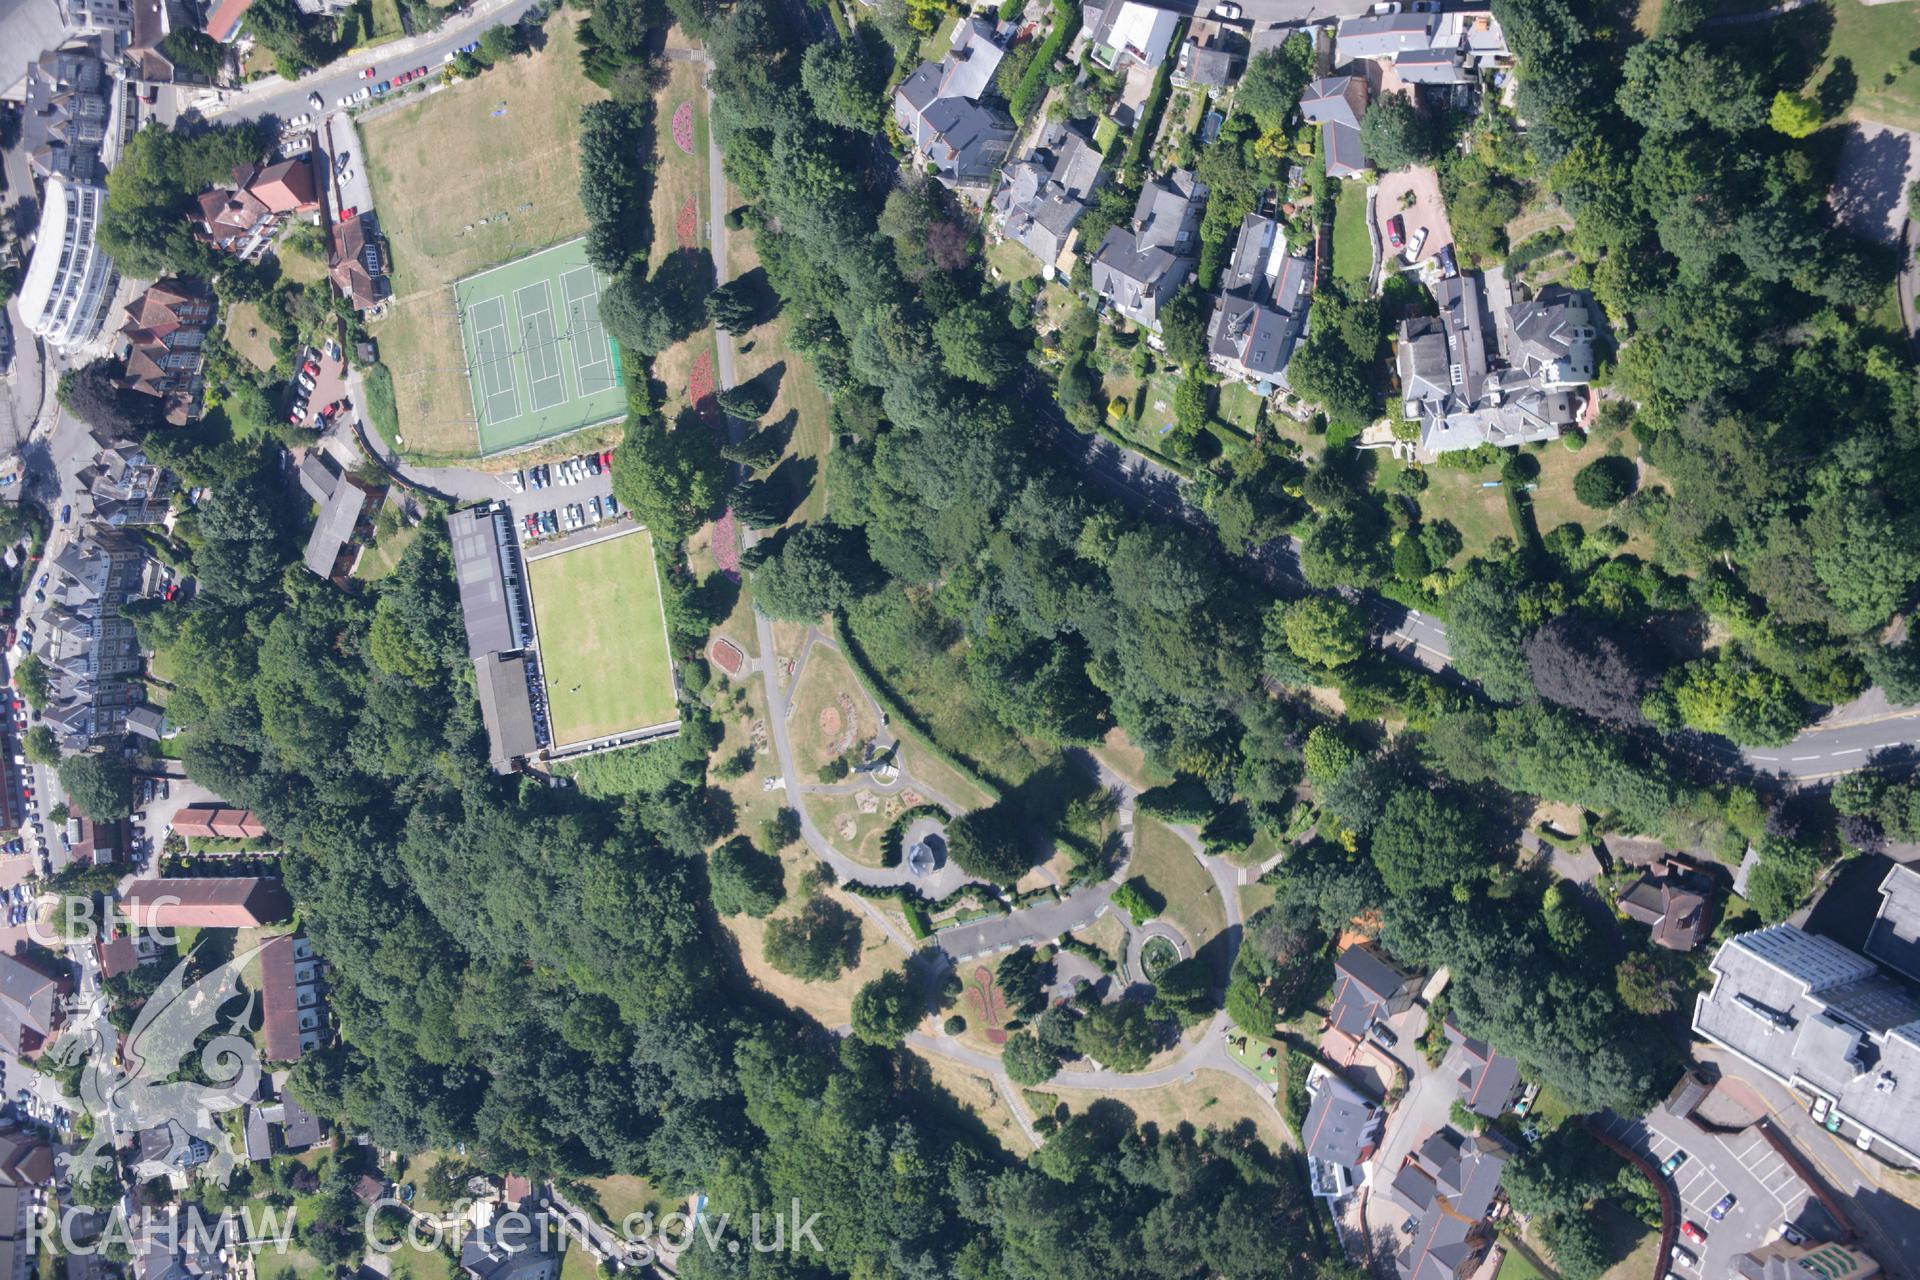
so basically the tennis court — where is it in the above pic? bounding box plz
[453,238,628,454]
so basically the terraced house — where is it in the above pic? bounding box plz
[118,278,213,425]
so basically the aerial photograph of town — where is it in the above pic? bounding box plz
[0,0,1916,1271]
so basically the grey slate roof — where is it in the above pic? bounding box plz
[1132,168,1206,252]
[1693,924,1920,1163]
[1866,863,1920,982]
[1185,44,1236,86]
[1336,8,1438,61]
[297,452,338,507]
[1394,46,1474,83]
[1391,1129,1509,1280]
[461,1213,560,1280]
[1300,76,1369,176]
[1223,212,1281,296]
[1303,1072,1384,1167]
[1207,296,1293,378]
[893,18,1013,184]
[1443,1019,1522,1118]
[1329,944,1416,1039]
[475,652,539,774]
[992,124,1104,267]
[1092,229,1191,330]
[302,475,371,578]
[1399,274,1590,453]
[450,504,522,660]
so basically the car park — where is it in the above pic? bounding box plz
[1387,215,1406,251]
[585,454,601,476]
[1669,1245,1696,1268]
[1709,1194,1736,1222]
[1681,1223,1706,1245]
[1660,1150,1687,1176]
[303,357,321,377]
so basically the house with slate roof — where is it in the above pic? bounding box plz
[1206,211,1312,389]
[1389,1127,1510,1280]
[1302,1068,1384,1198]
[1617,857,1713,952]
[1443,1018,1522,1119]
[1335,2,1511,87]
[1090,168,1207,331]
[893,18,1016,187]
[1328,943,1419,1041]
[119,279,213,425]
[1396,276,1596,454]
[990,123,1104,272]
[1299,75,1370,179]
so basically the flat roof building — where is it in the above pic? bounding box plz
[19,175,117,353]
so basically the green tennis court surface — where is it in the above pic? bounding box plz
[454,238,627,454]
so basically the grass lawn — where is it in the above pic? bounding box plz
[908,1047,1036,1157]
[842,595,1057,792]
[721,210,832,526]
[276,241,330,286]
[557,1249,600,1280]
[1093,116,1120,152]
[919,10,962,63]
[1807,0,1920,131]
[353,519,417,581]
[1218,382,1264,433]
[648,57,710,273]
[1593,1201,1659,1280]
[225,301,279,373]
[986,237,1043,284]
[363,0,407,44]
[1331,180,1372,285]
[582,1174,661,1228]
[363,10,606,456]
[789,642,871,775]
[1052,1069,1290,1149]
[1129,815,1226,949]
[526,527,678,745]
[1498,1247,1551,1280]
[721,885,901,1029]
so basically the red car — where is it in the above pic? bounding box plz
[288,407,305,424]
[1680,1223,1706,1245]
[302,358,320,377]
[600,450,613,468]
[1387,214,1406,251]
[339,206,357,221]
[413,65,428,78]
[359,66,377,79]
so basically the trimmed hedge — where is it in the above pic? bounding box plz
[831,612,1005,802]
[1009,0,1080,123]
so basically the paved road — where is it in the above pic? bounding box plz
[196,0,545,127]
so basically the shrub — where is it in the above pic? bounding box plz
[1572,455,1636,509]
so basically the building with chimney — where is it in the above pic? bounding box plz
[119,278,213,424]
[22,41,111,184]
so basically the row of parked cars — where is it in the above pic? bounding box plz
[508,451,614,493]
[522,495,621,540]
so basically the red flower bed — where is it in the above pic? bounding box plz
[689,351,718,423]
[676,196,698,249]
[712,509,739,580]
[671,102,695,155]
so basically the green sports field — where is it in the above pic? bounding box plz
[454,238,627,455]
[527,527,678,746]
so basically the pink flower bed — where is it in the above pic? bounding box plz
[676,196,698,249]
[690,351,718,423]
[672,102,695,155]
[712,509,739,580]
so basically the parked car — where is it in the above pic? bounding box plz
[35,576,47,590]
[605,494,620,517]
[508,469,524,492]
[58,506,70,525]
[1660,1150,1687,1176]
[462,40,480,53]
[1709,1194,1736,1222]
[600,450,613,469]
[360,66,377,78]
[298,373,317,392]
[1680,1223,1706,1245]
[308,92,325,111]
[413,66,428,79]
[1386,215,1406,251]
[1810,1097,1830,1122]
[1405,226,1429,261]
[302,357,320,377]
[337,95,351,108]
[339,206,357,220]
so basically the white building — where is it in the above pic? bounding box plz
[18,175,118,352]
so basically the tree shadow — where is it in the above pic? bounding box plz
[759,453,817,524]
[1817,55,1858,119]
[724,266,782,329]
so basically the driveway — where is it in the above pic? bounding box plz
[1828,122,1917,249]
[1374,166,1452,270]
[1366,1031,1460,1239]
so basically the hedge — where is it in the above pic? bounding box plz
[831,612,1004,802]
[1009,0,1080,123]
[880,802,950,870]
[362,361,400,449]
[1058,932,1115,974]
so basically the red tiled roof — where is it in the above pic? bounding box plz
[119,878,291,929]
[171,805,268,840]
[258,934,305,1062]
[203,0,255,42]
[249,156,316,214]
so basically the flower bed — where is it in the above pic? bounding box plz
[671,102,695,155]
[689,350,718,423]
[676,196,698,249]
[712,508,739,580]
